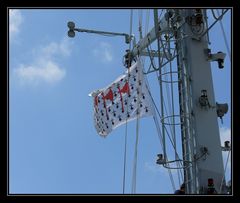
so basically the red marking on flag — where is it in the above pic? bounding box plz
[120,82,130,95]
[94,96,98,106]
[101,88,113,120]
[103,88,113,102]
[94,95,99,112]
[118,82,130,112]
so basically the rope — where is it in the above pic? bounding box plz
[158,9,164,20]
[122,9,133,194]
[216,9,231,62]
[142,10,150,67]
[138,9,143,39]
[122,123,128,194]
[211,9,223,21]
[131,56,141,194]
[154,9,167,164]
[144,10,150,36]
[201,9,229,38]
[131,110,140,194]
[219,150,231,193]
[128,9,133,61]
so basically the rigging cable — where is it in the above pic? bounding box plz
[131,10,143,194]
[200,9,228,38]
[153,114,176,192]
[130,11,151,193]
[145,64,184,191]
[154,9,167,165]
[211,9,223,21]
[131,55,141,194]
[158,9,164,20]
[122,119,128,194]
[138,12,177,192]
[142,9,150,67]
[147,40,175,137]
[166,36,182,187]
[132,11,145,194]
[219,150,231,193]
[131,105,140,194]
[167,15,183,186]
[148,81,182,161]
[145,67,176,192]
[138,9,143,39]
[154,10,178,190]
[147,20,184,182]
[122,9,133,194]
[144,12,183,188]
[216,9,231,62]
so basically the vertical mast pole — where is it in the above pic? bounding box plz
[176,9,225,194]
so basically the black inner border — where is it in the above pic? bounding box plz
[1,0,238,202]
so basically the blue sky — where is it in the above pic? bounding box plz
[9,9,231,194]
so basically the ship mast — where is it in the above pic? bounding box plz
[173,9,227,194]
[128,9,228,194]
[67,8,229,194]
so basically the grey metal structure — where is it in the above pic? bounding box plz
[129,9,227,194]
[177,9,226,194]
[67,8,229,194]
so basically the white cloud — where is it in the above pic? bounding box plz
[93,42,113,63]
[59,37,72,57]
[14,61,65,85]
[41,37,72,58]
[9,9,23,39]
[41,42,59,58]
[13,38,73,85]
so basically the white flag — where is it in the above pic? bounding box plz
[90,59,154,137]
